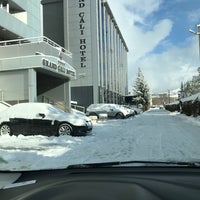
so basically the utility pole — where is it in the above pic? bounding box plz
[189,24,200,93]
[189,24,200,59]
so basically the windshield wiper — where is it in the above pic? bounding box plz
[67,160,200,169]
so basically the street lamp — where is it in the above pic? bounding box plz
[189,24,200,59]
[189,29,197,34]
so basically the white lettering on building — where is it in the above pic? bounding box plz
[79,0,87,68]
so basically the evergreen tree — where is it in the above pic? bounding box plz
[133,68,150,110]
[182,67,200,97]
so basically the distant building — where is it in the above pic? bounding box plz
[42,0,129,108]
[151,91,178,106]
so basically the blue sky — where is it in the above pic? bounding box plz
[107,0,200,93]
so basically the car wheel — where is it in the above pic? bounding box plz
[89,112,99,119]
[115,112,124,119]
[58,123,73,136]
[0,124,12,136]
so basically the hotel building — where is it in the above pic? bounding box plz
[42,0,129,108]
[0,0,75,110]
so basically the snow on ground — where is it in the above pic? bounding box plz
[0,108,200,171]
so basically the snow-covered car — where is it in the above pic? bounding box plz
[86,103,132,119]
[123,105,141,116]
[0,103,93,137]
[133,107,143,114]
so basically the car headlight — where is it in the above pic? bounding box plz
[71,118,85,126]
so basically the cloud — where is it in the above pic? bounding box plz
[131,19,173,60]
[188,8,200,24]
[107,0,200,93]
[133,37,199,92]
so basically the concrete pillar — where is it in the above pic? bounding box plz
[64,81,71,111]
[28,69,37,102]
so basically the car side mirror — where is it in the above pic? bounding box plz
[39,113,45,118]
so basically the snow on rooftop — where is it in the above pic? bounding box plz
[181,92,200,103]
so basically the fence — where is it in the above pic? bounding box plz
[165,92,200,117]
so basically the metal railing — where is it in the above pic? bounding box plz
[0,36,72,57]
[71,104,85,113]
[41,95,85,113]
[41,96,66,110]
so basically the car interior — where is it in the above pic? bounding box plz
[1,166,200,200]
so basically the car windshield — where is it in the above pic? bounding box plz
[1,0,200,172]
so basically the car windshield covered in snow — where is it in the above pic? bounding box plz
[1,0,200,173]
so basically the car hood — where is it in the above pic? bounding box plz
[48,112,91,126]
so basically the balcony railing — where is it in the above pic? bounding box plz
[0,36,72,57]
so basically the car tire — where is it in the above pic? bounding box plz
[89,112,99,119]
[115,112,124,119]
[0,124,12,136]
[57,123,73,136]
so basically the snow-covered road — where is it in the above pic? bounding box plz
[0,108,200,171]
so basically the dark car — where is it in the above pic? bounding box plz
[0,103,92,136]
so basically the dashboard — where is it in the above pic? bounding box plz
[1,167,200,200]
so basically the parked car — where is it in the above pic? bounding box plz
[123,105,141,115]
[0,103,92,137]
[132,107,143,115]
[86,103,132,119]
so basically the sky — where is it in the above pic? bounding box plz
[107,0,200,94]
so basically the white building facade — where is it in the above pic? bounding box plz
[68,0,128,107]
[42,0,129,108]
[0,0,42,39]
[0,0,75,110]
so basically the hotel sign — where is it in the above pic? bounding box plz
[79,0,87,68]
[42,58,75,77]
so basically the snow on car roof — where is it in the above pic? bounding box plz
[0,102,90,127]
[1,102,65,119]
[87,103,118,110]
